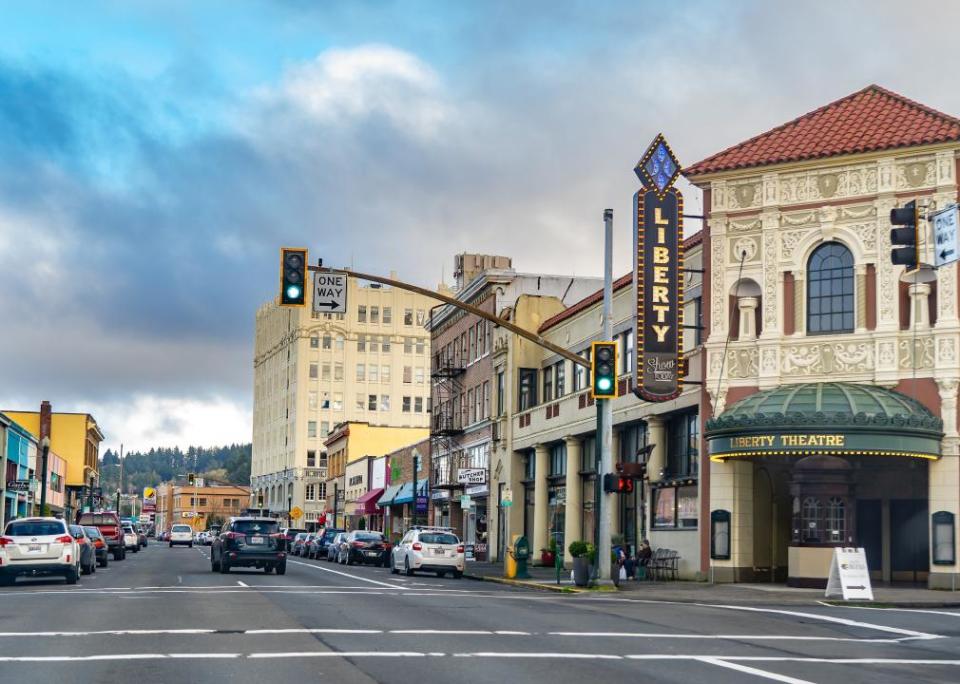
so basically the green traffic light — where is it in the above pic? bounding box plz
[286,284,302,300]
[597,377,613,391]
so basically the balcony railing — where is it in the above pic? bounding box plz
[432,350,467,377]
[431,408,464,436]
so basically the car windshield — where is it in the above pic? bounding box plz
[419,533,459,545]
[324,529,343,540]
[172,525,191,533]
[233,520,279,534]
[69,525,85,537]
[80,514,117,525]
[354,533,383,541]
[6,521,66,537]
[84,527,103,539]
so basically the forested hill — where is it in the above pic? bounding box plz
[99,444,251,494]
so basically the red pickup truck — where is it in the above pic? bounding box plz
[78,511,126,561]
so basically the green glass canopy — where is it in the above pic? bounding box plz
[706,382,944,461]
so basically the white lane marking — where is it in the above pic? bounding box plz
[0,653,239,662]
[699,657,816,684]
[702,604,941,640]
[390,630,495,635]
[819,602,960,618]
[248,651,432,659]
[246,629,382,635]
[455,652,622,660]
[287,559,409,590]
[237,581,249,588]
[547,632,901,643]
[0,629,217,638]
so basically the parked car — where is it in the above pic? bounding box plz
[280,527,308,552]
[290,532,311,557]
[391,527,464,578]
[68,525,97,575]
[337,531,391,566]
[121,524,140,553]
[303,534,325,559]
[84,526,109,568]
[326,532,348,562]
[78,511,126,561]
[314,527,345,559]
[135,525,147,548]
[196,531,207,545]
[210,517,285,574]
[169,524,193,547]
[0,517,81,585]
[202,530,215,546]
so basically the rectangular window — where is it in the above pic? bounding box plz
[308,421,317,438]
[497,371,505,416]
[483,380,490,419]
[404,308,413,325]
[381,365,390,382]
[416,338,425,354]
[334,363,344,381]
[380,394,390,411]
[404,337,413,354]
[416,309,426,326]
[321,391,330,409]
[309,363,318,379]
[667,410,699,478]
[356,364,365,382]
[332,393,343,411]
[310,335,319,348]
[335,335,344,351]
[414,396,424,413]
[358,305,367,323]
[382,336,391,352]
[403,366,413,384]
[370,337,379,353]
[318,482,327,499]
[549,443,566,477]
[415,367,425,384]
[368,394,377,411]
[678,486,698,528]
[356,393,365,410]
[358,335,366,352]
[581,435,597,472]
[653,488,676,528]
[621,329,634,374]
[321,421,330,437]
[383,307,392,324]
[555,361,565,398]
[683,298,702,352]
[307,450,316,467]
[475,386,482,422]
[542,366,553,403]
[524,452,536,480]
[469,326,477,361]
[369,364,379,382]
[305,484,316,502]
[467,388,475,424]
[308,391,317,409]
[574,348,590,391]
[321,363,331,381]
[322,334,332,350]
[371,306,379,324]
[519,368,538,410]
[402,396,411,413]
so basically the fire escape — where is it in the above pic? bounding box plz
[430,345,465,491]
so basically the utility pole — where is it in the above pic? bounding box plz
[39,436,50,515]
[597,209,614,582]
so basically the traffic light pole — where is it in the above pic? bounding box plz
[597,209,614,583]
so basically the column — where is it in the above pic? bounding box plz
[563,436,582,567]
[645,416,666,484]
[909,283,931,330]
[793,274,804,334]
[533,444,549,562]
[737,297,758,341]
[856,265,867,332]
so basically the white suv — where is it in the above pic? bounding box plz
[0,517,81,586]
[391,527,464,578]
[169,524,193,547]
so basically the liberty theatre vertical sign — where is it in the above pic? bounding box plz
[634,134,685,401]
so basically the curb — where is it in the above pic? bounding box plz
[464,574,582,593]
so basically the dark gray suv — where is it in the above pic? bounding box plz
[211,517,286,574]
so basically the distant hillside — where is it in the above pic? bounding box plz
[99,443,251,494]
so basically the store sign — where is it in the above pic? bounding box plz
[7,480,31,493]
[457,468,486,485]
[415,495,428,513]
[465,485,488,496]
[633,133,685,402]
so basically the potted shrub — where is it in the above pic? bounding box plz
[569,541,593,587]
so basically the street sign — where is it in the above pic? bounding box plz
[824,547,874,601]
[181,511,197,518]
[456,468,486,485]
[289,506,304,520]
[933,204,959,268]
[313,271,348,315]
[7,480,30,493]
[460,495,473,509]
[500,488,513,507]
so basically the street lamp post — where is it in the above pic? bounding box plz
[39,436,50,515]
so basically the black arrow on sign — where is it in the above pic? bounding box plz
[940,248,955,261]
[315,300,339,309]
[845,585,867,590]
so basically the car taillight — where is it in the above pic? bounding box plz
[412,542,422,551]
[0,537,13,547]
[56,535,73,544]
[457,545,465,553]
[352,541,365,548]
[225,532,243,540]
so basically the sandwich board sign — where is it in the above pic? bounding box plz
[824,547,873,601]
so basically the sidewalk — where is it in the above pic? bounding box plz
[462,561,960,607]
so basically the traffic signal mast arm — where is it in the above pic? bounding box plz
[309,265,590,369]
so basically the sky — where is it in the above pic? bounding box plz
[1,0,958,453]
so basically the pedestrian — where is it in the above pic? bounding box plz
[638,539,652,567]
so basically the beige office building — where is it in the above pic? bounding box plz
[252,274,436,529]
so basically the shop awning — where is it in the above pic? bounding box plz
[705,382,944,462]
[353,488,384,515]
[356,488,384,505]
[392,480,428,505]
[376,484,403,508]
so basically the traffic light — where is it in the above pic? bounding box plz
[890,200,919,270]
[602,473,634,494]
[591,341,618,399]
[188,472,195,486]
[280,247,308,307]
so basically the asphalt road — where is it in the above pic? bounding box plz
[0,543,958,683]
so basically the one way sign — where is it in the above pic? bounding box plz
[313,271,348,314]
[933,204,960,268]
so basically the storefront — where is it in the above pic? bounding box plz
[353,488,384,531]
[706,382,943,586]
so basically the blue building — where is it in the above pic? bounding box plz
[1,412,38,527]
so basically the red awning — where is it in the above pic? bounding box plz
[354,488,384,515]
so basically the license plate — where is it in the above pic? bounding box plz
[28,544,42,553]
[249,536,264,545]
[365,551,379,557]
[432,548,444,556]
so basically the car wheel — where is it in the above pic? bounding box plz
[0,576,14,587]
[211,555,221,572]
[65,566,79,585]
[390,556,399,574]
[169,542,173,548]
[346,554,354,566]
[219,560,230,574]
[276,562,286,576]
[189,542,193,548]
[436,571,445,578]
[113,549,122,560]
[404,558,413,576]
[453,570,463,579]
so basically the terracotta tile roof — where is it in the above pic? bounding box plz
[538,231,703,333]
[684,85,960,177]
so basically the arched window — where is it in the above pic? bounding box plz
[807,242,854,334]
[827,497,846,543]
[802,497,821,543]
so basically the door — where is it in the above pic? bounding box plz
[890,499,929,583]
[856,499,882,580]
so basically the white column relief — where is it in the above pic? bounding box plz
[909,283,932,331]
[855,264,867,332]
[761,211,779,334]
[738,296,759,341]
[709,216,728,342]
[938,379,959,438]
[874,194,898,330]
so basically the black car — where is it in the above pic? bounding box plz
[68,525,97,576]
[211,517,286,574]
[84,526,110,568]
[338,531,391,566]
[279,527,308,552]
[314,527,344,559]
